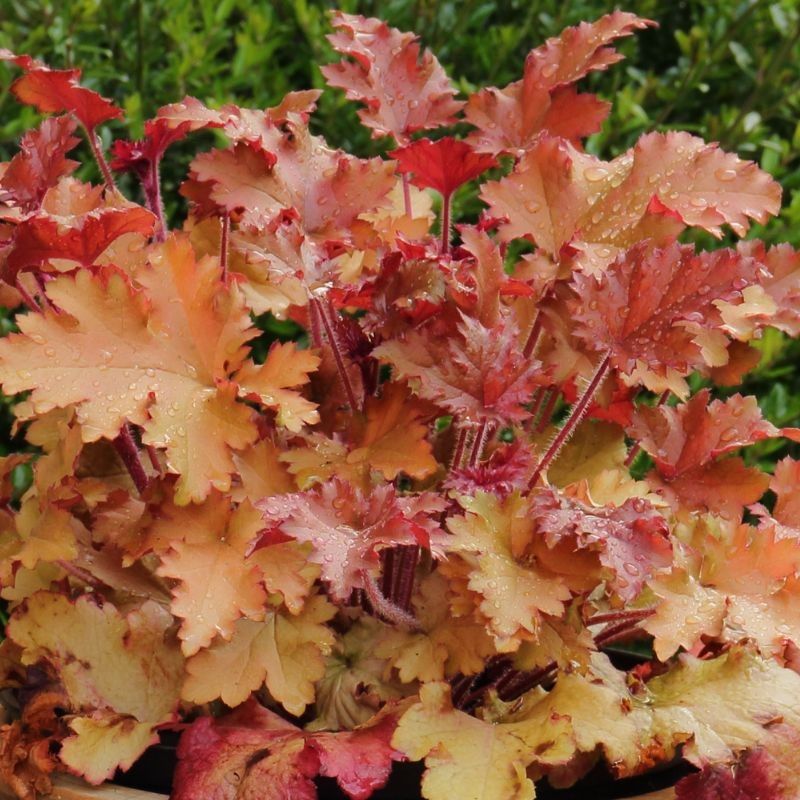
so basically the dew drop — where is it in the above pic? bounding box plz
[715,168,737,183]
[524,200,541,214]
[585,166,608,183]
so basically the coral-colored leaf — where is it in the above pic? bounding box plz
[0,236,316,503]
[347,382,438,481]
[173,697,401,800]
[465,11,655,156]
[321,12,463,142]
[482,132,781,270]
[390,138,497,198]
[259,478,445,602]
[571,243,763,393]
[235,341,320,432]
[11,67,123,133]
[629,389,796,514]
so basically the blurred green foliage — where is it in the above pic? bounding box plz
[0,0,799,465]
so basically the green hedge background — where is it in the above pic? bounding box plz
[1,0,799,468]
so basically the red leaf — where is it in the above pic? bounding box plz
[5,207,156,280]
[0,117,80,215]
[570,242,763,392]
[110,118,192,178]
[173,697,402,800]
[533,488,671,601]
[258,478,446,601]
[11,68,122,133]
[390,138,497,199]
[321,12,463,142]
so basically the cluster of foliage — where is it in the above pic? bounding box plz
[0,9,800,800]
[1,0,800,472]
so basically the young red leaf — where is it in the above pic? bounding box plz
[533,487,671,601]
[173,697,402,800]
[110,117,192,179]
[259,478,445,602]
[11,67,122,133]
[321,12,463,142]
[390,138,497,200]
[570,242,763,394]
[0,117,80,215]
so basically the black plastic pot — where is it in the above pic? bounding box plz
[114,736,694,799]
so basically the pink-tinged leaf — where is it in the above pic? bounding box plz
[628,390,800,515]
[0,117,80,215]
[676,724,800,800]
[390,138,497,199]
[186,119,395,237]
[11,68,123,133]
[173,697,402,800]
[156,92,321,146]
[374,314,546,424]
[0,49,46,71]
[321,11,463,142]
[258,478,446,601]
[739,241,800,336]
[525,11,654,90]
[769,458,800,527]
[570,242,763,392]
[4,207,156,280]
[479,137,589,255]
[532,488,671,600]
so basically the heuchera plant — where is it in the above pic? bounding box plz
[1,10,800,800]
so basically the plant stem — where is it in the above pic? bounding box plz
[113,424,149,494]
[522,313,543,359]
[624,389,670,467]
[468,419,489,467]
[83,125,117,192]
[440,191,452,254]
[149,157,167,242]
[57,559,103,588]
[588,607,656,627]
[14,277,41,312]
[312,298,358,411]
[219,212,230,279]
[401,174,413,218]
[528,354,611,488]
[363,571,419,630]
[449,424,468,472]
[393,545,420,611]
[534,388,558,434]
